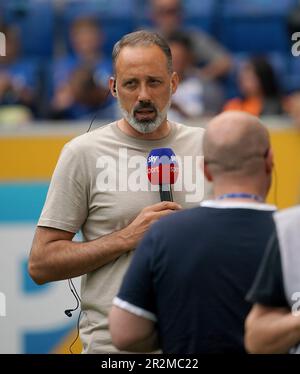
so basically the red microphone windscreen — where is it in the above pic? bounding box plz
[147,148,179,185]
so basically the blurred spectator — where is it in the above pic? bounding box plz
[149,0,232,80]
[284,90,300,130]
[51,17,114,120]
[287,1,300,37]
[223,57,284,117]
[167,31,224,121]
[0,24,39,122]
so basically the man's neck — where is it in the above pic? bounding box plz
[117,119,171,140]
[213,185,266,203]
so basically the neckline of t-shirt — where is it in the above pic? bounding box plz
[111,120,179,147]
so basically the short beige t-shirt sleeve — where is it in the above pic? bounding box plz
[38,142,89,233]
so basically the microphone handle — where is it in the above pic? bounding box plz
[159,184,173,202]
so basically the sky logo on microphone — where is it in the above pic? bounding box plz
[147,149,177,165]
[147,155,159,164]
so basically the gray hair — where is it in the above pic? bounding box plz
[112,30,173,73]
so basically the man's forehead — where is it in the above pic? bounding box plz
[115,44,168,68]
[115,48,169,79]
[120,74,164,81]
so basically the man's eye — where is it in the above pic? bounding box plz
[149,79,161,86]
[125,81,136,88]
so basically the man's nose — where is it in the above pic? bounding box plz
[137,84,151,102]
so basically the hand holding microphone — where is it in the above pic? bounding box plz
[121,201,182,249]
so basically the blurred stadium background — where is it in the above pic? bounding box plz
[0,0,300,353]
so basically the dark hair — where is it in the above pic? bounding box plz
[112,30,173,73]
[250,57,281,99]
[167,30,193,52]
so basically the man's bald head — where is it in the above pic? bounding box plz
[204,111,270,178]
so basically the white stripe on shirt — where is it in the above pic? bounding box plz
[113,297,157,322]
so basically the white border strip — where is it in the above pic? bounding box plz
[113,297,157,322]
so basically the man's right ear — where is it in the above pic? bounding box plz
[109,77,118,98]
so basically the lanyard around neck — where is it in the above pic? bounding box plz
[216,193,264,202]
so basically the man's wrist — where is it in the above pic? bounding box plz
[115,227,135,252]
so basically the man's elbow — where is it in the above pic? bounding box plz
[28,254,49,285]
[244,329,259,354]
[245,332,272,354]
[109,307,141,351]
[244,312,256,353]
[244,313,266,354]
[111,332,133,351]
[110,323,137,351]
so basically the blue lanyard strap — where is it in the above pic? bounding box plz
[216,193,264,202]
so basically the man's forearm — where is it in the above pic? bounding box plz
[29,228,133,284]
[29,201,181,285]
[245,306,300,353]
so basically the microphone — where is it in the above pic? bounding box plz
[147,148,179,202]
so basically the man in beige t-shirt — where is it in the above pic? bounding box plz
[29,30,206,353]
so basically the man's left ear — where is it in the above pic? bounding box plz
[171,72,179,94]
[265,148,274,174]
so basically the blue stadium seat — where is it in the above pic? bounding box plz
[183,0,216,33]
[285,56,300,91]
[184,0,216,16]
[62,0,136,56]
[3,0,54,58]
[222,0,297,16]
[218,17,290,53]
[63,0,134,18]
[218,0,297,53]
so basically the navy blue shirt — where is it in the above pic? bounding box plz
[115,202,276,353]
